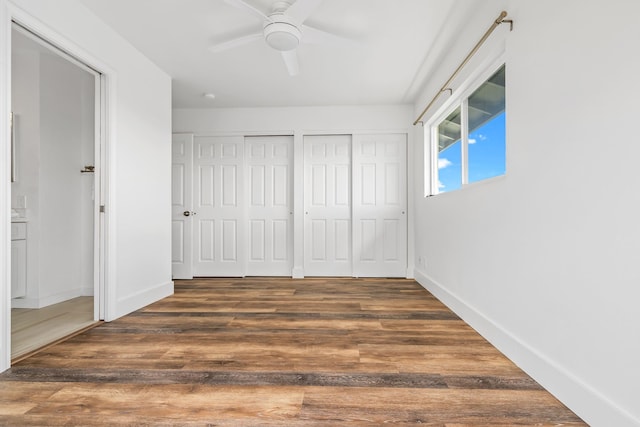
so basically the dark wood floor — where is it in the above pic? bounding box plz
[0,278,585,426]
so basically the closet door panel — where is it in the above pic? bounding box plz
[245,136,293,276]
[304,135,352,276]
[352,134,407,277]
[171,134,194,279]
[193,136,245,277]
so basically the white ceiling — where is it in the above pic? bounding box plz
[79,0,461,108]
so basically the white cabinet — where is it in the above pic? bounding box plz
[11,222,27,298]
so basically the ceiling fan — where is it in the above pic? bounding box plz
[212,0,356,76]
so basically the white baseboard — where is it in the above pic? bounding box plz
[114,280,174,320]
[414,268,640,427]
[10,298,38,309]
[11,288,86,309]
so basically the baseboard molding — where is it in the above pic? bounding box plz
[11,288,86,309]
[414,268,640,427]
[114,280,174,320]
[10,298,38,309]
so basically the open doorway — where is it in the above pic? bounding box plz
[10,23,103,361]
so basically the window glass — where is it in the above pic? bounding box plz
[437,106,462,193]
[467,65,506,183]
[429,64,506,195]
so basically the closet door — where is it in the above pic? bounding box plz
[303,135,352,276]
[352,134,407,277]
[246,136,293,276]
[171,134,194,279]
[193,136,244,277]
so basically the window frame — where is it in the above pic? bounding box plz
[425,56,506,197]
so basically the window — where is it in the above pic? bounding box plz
[436,107,462,192]
[431,64,505,194]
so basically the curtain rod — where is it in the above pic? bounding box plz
[413,11,512,126]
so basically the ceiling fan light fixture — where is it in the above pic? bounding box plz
[264,22,301,51]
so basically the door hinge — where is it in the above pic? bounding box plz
[100,205,105,213]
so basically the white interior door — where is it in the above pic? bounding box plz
[246,136,294,276]
[193,136,245,277]
[171,134,193,279]
[352,134,407,277]
[304,135,352,276]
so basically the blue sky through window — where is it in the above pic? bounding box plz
[469,112,506,183]
[437,111,505,193]
[437,141,462,192]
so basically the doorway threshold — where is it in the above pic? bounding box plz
[11,320,103,365]
[11,296,100,362]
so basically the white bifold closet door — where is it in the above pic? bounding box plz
[246,136,293,276]
[352,134,407,277]
[193,136,245,277]
[304,135,353,276]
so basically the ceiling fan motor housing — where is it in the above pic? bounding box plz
[264,15,301,51]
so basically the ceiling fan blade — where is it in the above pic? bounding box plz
[285,0,323,24]
[209,32,263,53]
[281,50,299,76]
[224,0,272,22]
[302,24,360,48]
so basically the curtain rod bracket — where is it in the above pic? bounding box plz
[501,19,514,31]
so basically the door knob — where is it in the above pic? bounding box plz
[183,211,196,217]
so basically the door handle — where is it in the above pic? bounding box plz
[183,211,196,217]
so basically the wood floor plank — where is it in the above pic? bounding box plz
[0,277,586,425]
[23,384,304,424]
[228,317,385,330]
[299,387,584,425]
[0,383,64,416]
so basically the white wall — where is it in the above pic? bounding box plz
[174,106,413,135]
[412,1,640,425]
[79,60,94,294]
[0,0,173,371]
[173,105,414,277]
[38,50,94,305]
